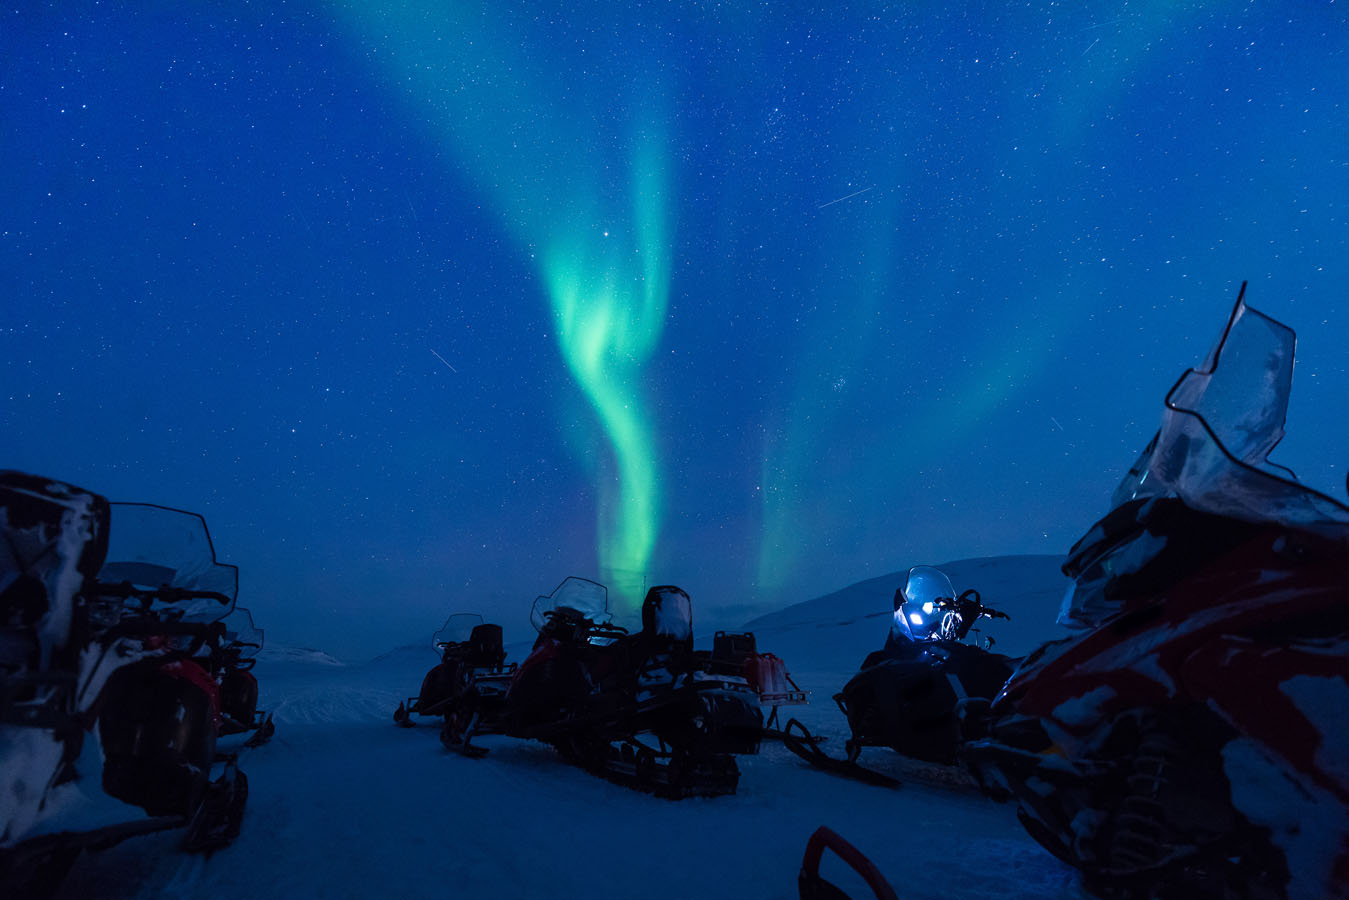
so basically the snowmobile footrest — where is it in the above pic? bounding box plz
[243,713,275,748]
[182,759,248,852]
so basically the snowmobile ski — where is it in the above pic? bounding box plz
[181,758,248,852]
[440,709,490,758]
[781,719,900,788]
[242,713,275,748]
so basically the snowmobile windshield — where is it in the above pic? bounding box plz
[432,613,484,650]
[895,565,956,642]
[222,607,264,658]
[529,576,610,633]
[98,502,239,623]
[1060,286,1349,629]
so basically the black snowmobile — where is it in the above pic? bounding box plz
[426,576,764,798]
[784,565,1013,787]
[1,475,251,895]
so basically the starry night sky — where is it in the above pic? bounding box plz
[5,2,1348,659]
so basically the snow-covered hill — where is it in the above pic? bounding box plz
[53,556,1081,900]
[255,645,348,668]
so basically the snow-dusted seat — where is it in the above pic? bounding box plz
[630,585,695,680]
[640,585,693,653]
[0,471,109,691]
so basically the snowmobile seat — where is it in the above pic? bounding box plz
[467,623,505,668]
[0,472,110,689]
[633,585,694,675]
[641,586,693,652]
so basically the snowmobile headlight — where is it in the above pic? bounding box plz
[909,612,924,626]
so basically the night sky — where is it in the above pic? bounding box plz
[5,2,1348,659]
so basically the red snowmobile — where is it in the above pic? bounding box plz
[211,606,274,745]
[407,576,764,798]
[1,478,251,895]
[393,612,515,729]
[963,285,1349,900]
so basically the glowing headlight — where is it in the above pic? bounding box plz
[909,612,924,626]
[922,602,934,614]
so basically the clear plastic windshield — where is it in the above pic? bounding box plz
[432,613,484,650]
[529,576,610,633]
[895,565,956,642]
[98,502,239,623]
[222,607,264,658]
[1112,291,1349,529]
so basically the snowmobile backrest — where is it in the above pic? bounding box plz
[641,585,693,649]
[467,622,505,668]
[711,631,757,674]
[0,471,110,671]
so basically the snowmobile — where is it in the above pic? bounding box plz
[210,607,274,745]
[393,612,516,728]
[433,576,764,798]
[962,284,1349,900]
[783,565,1013,787]
[1,478,251,895]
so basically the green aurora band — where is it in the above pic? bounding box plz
[330,1,672,610]
[543,147,671,604]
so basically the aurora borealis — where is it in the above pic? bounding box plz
[5,2,1349,655]
[328,1,676,608]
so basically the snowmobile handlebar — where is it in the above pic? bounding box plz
[541,606,628,642]
[94,580,233,608]
[102,617,227,657]
[934,589,1010,621]
[588,621,629,638]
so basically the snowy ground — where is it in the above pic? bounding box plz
[54,555,1086,900]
